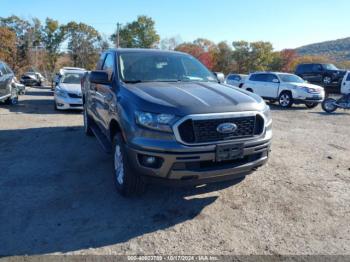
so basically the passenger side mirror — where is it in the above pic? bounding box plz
[272,78,279,83]
[214,72,225,83]
[0,71,3,77]
[89,71,111,85]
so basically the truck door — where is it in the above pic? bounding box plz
[311,64,323,83]
[95,52,116,134]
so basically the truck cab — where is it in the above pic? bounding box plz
[82,49,272,196]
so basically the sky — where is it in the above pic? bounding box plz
[1,0,350,50]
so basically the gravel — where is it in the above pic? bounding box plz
[0,87,349,256]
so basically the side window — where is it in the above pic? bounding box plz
[227,75,236,81]
[346,73,350,81]
[303,64,312,73]
[256,74,268,82]
[297,65,305,73]
[249,74,258,81]
[266,74,279,83]
[312,64,322,72]
[97,53,106,70]
[102,53,115,78]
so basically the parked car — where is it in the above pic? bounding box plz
[52,67,86,90]
[225,74,247,87]
[82,49,272,196]
[295,63,346,86]
[54,68,86,110]
[20,71,44,86]
[243,72,325,108]
[0,60,19,105]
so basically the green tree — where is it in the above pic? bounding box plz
[64,22,101,69]
[212,41,236,74]
[232,41,274,73]
[111,16,160,48]
[41,18,65,74]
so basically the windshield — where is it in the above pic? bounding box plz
[61,73,84,84]
[118,52,217,83]
[323,64,338,70]
[278,74,305,83]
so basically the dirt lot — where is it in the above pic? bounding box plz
[0,87,349,256]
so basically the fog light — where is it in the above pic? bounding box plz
[138,154,163,168]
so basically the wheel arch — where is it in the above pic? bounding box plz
[109,118,123,142]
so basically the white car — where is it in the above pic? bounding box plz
[341,71,350,95]
[243,72,325,108]
[225,74,247,88]
[54,69,86,110]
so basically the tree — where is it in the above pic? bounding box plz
[64,22,101,69]
[0,16,32,72]
[111,16,160,48]
[231,41,251,73]
[232,41,274,73]
[212,41,236,74]
[0,27,17,68]
[41,18,65,74]
[160,36,182,50]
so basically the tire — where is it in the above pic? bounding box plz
[5,96,18,105]
[305,102,319,109]
[54,100,59,111]
[322,76,332,86]
[83,105,94,136]
[113,133,145,197]
[278,91,293,108]
[5,88,18,105]
[322,98,337,113]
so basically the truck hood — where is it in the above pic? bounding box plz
[123,81,265,115]
[58,83,82,94]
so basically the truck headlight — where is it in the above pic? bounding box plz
[55,87,68,98]
[135,111,177,132]
[262,105,272,126]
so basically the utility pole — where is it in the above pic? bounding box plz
[116,23,121,48]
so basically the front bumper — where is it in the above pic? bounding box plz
[54,94,83,110]
[126,129,272,185]
[293,91,325,103]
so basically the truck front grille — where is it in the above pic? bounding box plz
[177,114,264,144]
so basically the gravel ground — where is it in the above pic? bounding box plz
[0,87,349,256]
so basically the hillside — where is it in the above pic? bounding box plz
[296,37,350,62]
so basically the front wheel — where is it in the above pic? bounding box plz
[322,76,332,86]
[278,92,293,108]
[322,98,337,113]
[305,102,319,109]
[113,133,145,197]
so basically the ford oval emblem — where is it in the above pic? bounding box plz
[216,123,238,134]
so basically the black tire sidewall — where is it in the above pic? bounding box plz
[322,98,337,113]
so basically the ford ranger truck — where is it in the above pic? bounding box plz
[82,49,272,196]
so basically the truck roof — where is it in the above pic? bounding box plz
[109,48,187,56]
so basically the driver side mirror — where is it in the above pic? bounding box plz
[272,78,280,83]
[214,72,225,83]
[89,71,111,85]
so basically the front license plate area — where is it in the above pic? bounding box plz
[216,144,244,162]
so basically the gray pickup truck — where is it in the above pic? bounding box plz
[82,49,272,196]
